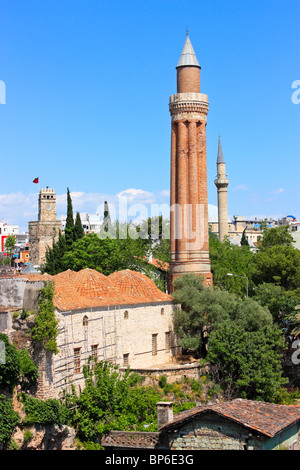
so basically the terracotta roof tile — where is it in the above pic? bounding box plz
[3,268,173,312]
[108,269,172,303]
[161,398,300,437]
[51,268,173,312]
[148,257,169,272]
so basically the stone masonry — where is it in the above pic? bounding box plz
[168,33,212,292]
[28,187,62,266]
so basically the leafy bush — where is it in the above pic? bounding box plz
[19,349,39,391]
[31,282,59,354]
[0,333,21,392]
[158,375,167,389]
[21,394,70,426]
[207,322,288,402]
[63,361,162,441]
[0,395,20,446]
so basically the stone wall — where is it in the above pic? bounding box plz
[127,361,207,386]
[11,424,77,450]
[166,414,264,450]
[0,277,44,312]
[52,301,179,398]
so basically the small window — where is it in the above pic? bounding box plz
[91,344,98,368]
[152,334,158,356]
[161,308,164,315]
[74,348,81,374]
[83,316,88,326]
[124,310,129,319]
[123,354,129,367]
[165,331,171,352]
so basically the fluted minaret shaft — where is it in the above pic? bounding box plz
[168,33,212,292]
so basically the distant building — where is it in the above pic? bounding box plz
[209,215,276,247]
[60,213,102,235]
[278,215,300,249]
[0,219,19,252]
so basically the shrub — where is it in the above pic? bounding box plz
[31,282,59,354]
[0,333,20,392]
[21,394,70,426]
[0,395,20,446]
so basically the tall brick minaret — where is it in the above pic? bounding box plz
[168,33,212,292]
[214,135,229,241]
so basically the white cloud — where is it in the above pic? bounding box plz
[116,188,156,204]
[233,184,248,191]
[270,188,284,194]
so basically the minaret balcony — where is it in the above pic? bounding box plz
[214,178,229,188]
[169,93,209,120]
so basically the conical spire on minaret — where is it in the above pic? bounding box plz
[217,135,225,164]
[177,31,200,68]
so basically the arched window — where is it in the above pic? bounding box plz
[83,316,88,341]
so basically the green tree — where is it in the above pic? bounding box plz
[61,232,149,276]
[152,238,170,264]
[240,228,249,246]
[209,233,254,297]
[4,234,16,266]
[4,235,16,255]
[250,245,300,292]
[172,274,272,357]
[257,225,294,250]
[74,212,85,241]
[18,349,39,391]
[103,201,112,233]
[43,230,67,274]
[21,394,70,426]
[0,334,38,393]
[65,187,74,248]
[0,395,20,447]
[31,282,59,354]
[0,333,21,392]
[207,322,287,402]
[64,361,162,442]
[291,309,300,338]
[253,283,299,331]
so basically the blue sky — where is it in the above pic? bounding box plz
[0,0,299,232]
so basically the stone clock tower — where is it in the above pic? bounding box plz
[29,187,62,266]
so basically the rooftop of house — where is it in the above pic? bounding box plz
[18,268,173,311]
[160,398,300,438]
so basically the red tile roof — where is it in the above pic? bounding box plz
[147,257,169,272]
[19,268,173,311]
[108,269,171,303]
[161,398,300,438]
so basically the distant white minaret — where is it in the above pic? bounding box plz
[214,136,229,241]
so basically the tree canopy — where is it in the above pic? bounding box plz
[172,273,288,402]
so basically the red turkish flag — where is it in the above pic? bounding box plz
[33,177,39,184]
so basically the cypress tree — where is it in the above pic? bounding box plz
[103,201,112,233]
[65,188,74,248]
[74,212,85,241]
[241,227,249,246]
[43,231,67,274]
